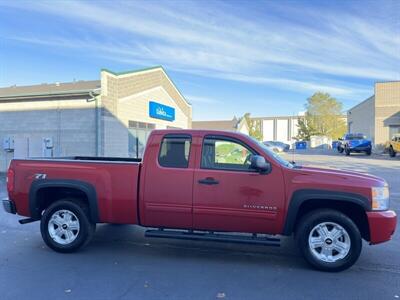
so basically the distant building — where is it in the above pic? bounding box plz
[0,66,192,171]
[252,115,302,145]
[253,113,347,148]
[192,117,249,135]
[347,81,400,145]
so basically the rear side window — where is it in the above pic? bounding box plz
[158,136,191,168]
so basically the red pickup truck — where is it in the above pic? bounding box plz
[3,130,397,271]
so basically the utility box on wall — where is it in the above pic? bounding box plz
[3,137,14,152]
[42,137,54,157]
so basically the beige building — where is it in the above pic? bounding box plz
[0,66,192,171]
[348,81,400,145]
[192,117,249,135]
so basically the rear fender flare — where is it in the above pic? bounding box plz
[29,179,99,222]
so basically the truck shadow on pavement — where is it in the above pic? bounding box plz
[82,224,312,271]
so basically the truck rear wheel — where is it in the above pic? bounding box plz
[296,209,362,272]
[40,199,96,253]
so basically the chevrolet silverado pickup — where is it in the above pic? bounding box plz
[3,130,397,271]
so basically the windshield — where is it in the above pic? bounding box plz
[250,137,295,168]
[346,134,366,140]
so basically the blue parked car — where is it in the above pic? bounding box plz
[337,133,372,156]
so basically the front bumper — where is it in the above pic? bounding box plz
[349,145,371,151]
[2,198,16,214]
[367,210,397,244]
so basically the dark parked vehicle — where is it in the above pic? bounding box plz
[263,141,279,152]
[264,141,290,152]
[337,133,372,156]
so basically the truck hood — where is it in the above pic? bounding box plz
[291,165,386,189]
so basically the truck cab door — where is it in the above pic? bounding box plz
[193,135,285,234]
[142,134,194,229]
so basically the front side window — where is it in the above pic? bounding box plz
[158,136,191,168]
[201,137,254,171]
[346,134,366,140]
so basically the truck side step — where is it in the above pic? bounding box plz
[18,218,37,224]
[145,229,280,247]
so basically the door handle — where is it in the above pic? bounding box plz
[198,177,219,185]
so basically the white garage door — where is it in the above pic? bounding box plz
[262,120,274,141]
[276,119,289,142]
[291,119,299,140]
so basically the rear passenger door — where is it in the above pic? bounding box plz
[142,134,194,229]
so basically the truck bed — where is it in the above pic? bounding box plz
[9,157,142,224]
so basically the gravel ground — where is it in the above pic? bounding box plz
[0,151,399,300]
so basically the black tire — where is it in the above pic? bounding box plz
[296,209,362,272]
[40,199,96,253]
[337,146,344,153]
[345,147,351,156]
[389,147,396,157]
[366,148,372,156]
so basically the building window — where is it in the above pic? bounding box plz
[158,135,191,168]
[128,121,155,158]
[389,125,400,138]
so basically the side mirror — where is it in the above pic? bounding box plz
[250,155,271,173]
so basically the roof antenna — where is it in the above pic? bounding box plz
[291,112,297,166]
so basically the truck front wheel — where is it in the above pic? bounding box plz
[40,199,96,253]
[389,147,396,157]
[345,147,351,156]
[296,209,362,272]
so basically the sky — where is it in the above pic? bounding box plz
[0,0,399,121]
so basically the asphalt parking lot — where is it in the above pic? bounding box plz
[0,150,399,300]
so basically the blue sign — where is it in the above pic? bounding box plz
[149,101,175,122]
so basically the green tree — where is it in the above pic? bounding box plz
[296,92,347,140]
[243,113,262,140]
[295,117,317,141]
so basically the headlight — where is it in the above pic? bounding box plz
[371,186,390,210]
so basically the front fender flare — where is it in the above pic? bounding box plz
[282,189,370,235]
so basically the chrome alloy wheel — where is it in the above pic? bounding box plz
[308,222,351,263]
[48,210,80,245]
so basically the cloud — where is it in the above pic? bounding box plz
[1,0,398,98]
[216,73,372,97]
[186,95,222,104]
